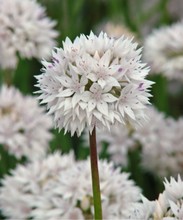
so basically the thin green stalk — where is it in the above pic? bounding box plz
[89,127,102,220]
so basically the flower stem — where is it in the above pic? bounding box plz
[89,127,102,220]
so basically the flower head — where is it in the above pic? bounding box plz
[0,0,58,70]
[124,196,155,219]
[152,175,183,219]
[0,152,75,219]
[133,106,183,177]
[126,176,183,219]
[0,85,53,160]
[0,152,141,219]
[36,31,153,136]
[143,20,183,80]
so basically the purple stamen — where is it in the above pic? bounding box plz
[118,68,123,72]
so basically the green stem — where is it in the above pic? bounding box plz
[89,127,102,220]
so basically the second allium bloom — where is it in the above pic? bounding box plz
[36,32,153,136]
[0,0,58,70]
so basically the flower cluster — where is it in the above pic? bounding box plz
[124,196,155,219]
[134,107,183,177]
[36,31,153,136]
[126,175,183,219]
[0,151,141,220]
[0,152,75,219]
[143,20,183,80]
[0,0,58,70]
[0,85,53,160]
[155,175,183,219]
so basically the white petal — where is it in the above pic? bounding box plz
[40,95,55,103]
[57,89,74,97]
[56,75,72,87]
[93,111,102,120]
[72,93,81,107]
[106,76,120,88]
[57,101,65,110]
[64,98,72,111]
[99,50,111,67]
[88,100,96,112]
[80,75,88,85]
[98,78,106,88]
[87,72,97,81]
[114,112,123,123]
[124,105,136,120]
[94,51,100,60]
[107,111,114,122]
[118,104,125,117]
[102,93,118,103]
[90,83,100,93]
[169,200,179,217]
[81,91,91,102]
[69,63,79,78]
[97,101,108,116]
[79,102,87,109]
[48,105,58,114]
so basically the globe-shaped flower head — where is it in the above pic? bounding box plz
[0,85,53,161]
[36,32,153,136]
[143,20,183,80]
[0,0,58,69]
[125,175,183,219]
[0,152,141,220]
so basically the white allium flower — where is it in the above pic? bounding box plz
[133,106,183,177]
[153,175,183,219]
[36,31,153,136]
[143,20,183,80]
[0,152,75,220]
[124,196,155,219]
[0,152,142,219]
[164,175,183,202]
[32,159,141,220]
[126,176,183,219]
[0,0,58,70]
[0,85,53,160]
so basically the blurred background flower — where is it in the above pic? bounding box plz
[143,20,183,81]
[0,151,141,220]
[0,0,58,70]
[0,85,53,161]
